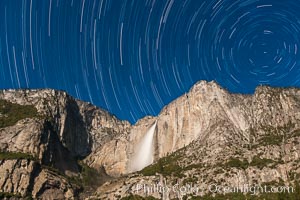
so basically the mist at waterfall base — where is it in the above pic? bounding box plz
[130,121,157,172]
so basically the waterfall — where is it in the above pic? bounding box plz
[130,120,157,172]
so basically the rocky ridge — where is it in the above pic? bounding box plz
[95,82,300,199]
[0,89,130,199]
[0,81,300,199]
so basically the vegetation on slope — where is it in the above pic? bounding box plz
[224,156,275,170]
[45,160,109,196]
[0,151,36,160]
[140,152,185,177]
[0,192,22,198]
[0,99,38,128]
[76,161,105,189]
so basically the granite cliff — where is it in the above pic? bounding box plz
[0,81,300,199]
[0,88,130,199]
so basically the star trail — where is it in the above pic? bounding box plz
[1,0,300,123]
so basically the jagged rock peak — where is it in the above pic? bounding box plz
[188,80,230,96]
[190,80,222,90]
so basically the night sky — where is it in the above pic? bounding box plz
[1,0,300,123]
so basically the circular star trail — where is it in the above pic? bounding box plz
[0,0,300,123]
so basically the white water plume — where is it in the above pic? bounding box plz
[130,120,157,172]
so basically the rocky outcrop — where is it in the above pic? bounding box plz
[93,81,300,199]
[0,89,129,198]
[0,159,36,197]
[0,159,76,199]
[32,168,77,199]
[91,81,300,176]
[1,81,300,199]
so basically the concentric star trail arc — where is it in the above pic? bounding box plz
[0,0,300,123]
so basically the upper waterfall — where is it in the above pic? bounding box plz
[129,120,157,172]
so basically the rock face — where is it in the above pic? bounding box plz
[103,81,300,175]
[95,81,300,199]
[0,159,76,199]
[1,81,300,199]
[0,89,130,199]
[0,159,36,197]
